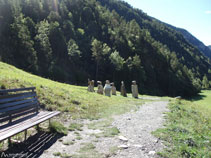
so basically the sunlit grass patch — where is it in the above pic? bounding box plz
[154,93,211,157]
[103,127,120,137]
[69,123,83,131]
[49,121,68,135]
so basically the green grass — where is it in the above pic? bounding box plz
[88,118,113,130]
[103,127,120,137]
[53,152,62,157]
[69,123,83,131]
[70,143,102,158]
[79,143,96,152]
[191,90,211,108]
[62,140,75,145]
[0,61,146,120]
[154,91,211,158]
[53,152,71,158]
[49,121,68,135]
[108,146,119,156]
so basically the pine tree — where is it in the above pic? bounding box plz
[91,39,111,80]
[35,20,52,75]
[202,75,209,89]
[10,13,38,72]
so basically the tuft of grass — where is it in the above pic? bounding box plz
[79,143,96,152]
[153,91,211,157]
[69,123,83,131]
[61,153,72,158]
[71,143,103,158]
[108,146,119,156]
[76,136,82,140]
[0,142,4,151]
[103,127,120,137]
[49,121,68,135]
[53,151,71,158]
[53,152,62,156]
[88,119,112,130]
[63,140,75,145]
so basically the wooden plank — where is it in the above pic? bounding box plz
[0,87,35,94]
[0,111,53,133]
[0,101,38,113]
[0,98,37,109]
[0,115,9,124]
[0,92,36,104]
[0,111,60,141]
[0,112,38,132]
[0,111,60,136]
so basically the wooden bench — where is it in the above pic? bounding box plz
[0,87,60,146]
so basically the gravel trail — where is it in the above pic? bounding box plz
[40,100,168,158]
[109,101,169,158]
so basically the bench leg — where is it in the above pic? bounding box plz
[37,124,40,133]
[8,137,11,147]
[49,119,51,126]
[24,130,27,141]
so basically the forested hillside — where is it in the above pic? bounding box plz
[0,0,210,97]
[172,27,211,59]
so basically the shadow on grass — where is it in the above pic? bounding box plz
[187,94,206,102]
[1,131,63,158]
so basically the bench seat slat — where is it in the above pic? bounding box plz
[0,111,54,133]
[0,111,51,133]
[0,108,37,124]
[0,92,36,104]
[0,111,60,141]
[0,112,39,132]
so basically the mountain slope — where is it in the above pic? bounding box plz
[0,0,210,97]
[209,46,211,50]
[172,28,211,58]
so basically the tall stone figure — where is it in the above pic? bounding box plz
[131,81,138,98]
[87,79,95,92]
[111,82,116,95]
[104,80,112,97]
[97,81,103,95]
[120,81,127,97]
[90,80,95,92]
[87,79,92,92]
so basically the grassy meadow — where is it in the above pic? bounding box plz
[0,61,147,120]
[1,61,210,157]
[154,91,211,158]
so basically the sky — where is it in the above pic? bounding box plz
[123,0,211,46]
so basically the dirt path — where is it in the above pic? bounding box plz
[109,101,169,158]
[41,101,169,158]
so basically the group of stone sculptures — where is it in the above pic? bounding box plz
[87,79,139,98]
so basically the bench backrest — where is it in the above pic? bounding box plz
[0,87,39,124]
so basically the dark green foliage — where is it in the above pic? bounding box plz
[0,0,210,96]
